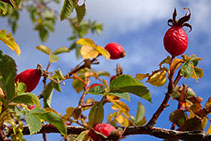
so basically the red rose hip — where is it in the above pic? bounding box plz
[163,8,192,57]
[28,105,35,110]
[89,123,116,141]
[105,43,125,59]
[15,65,42,92]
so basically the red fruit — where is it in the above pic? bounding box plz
[65,122,71,126]
[163,8,192,57]
[28,105,35,110]
[164,26,188,56]
[15,68,41,92]
[89,123,116,141]
[105,43,125,59]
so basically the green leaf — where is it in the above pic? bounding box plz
[181,60,193,79]
[52,82,61,92]
[60,0,74,21]
[39,112,67,135]
[49,53,59,63]
[39,28,49,42]
[107,91,130,101]
[0,50,17,101]
[0,30,21,55]
[51,68,65,81]
[110,75,151,102]
[35,45,52,55]
[135,102,145,125]
[43,82,54,108]
[189,54,202,67]
[75,3,86,24]
[30,108,46,115]
[25,112,42,134]
[0,1,7,15]
[88,101,104,127]
[88,85,105,95]
[72,75,85,93]
[10,93,40,107]
[53,47,70,55]
[16,82,27,95]
[169,109,187,127]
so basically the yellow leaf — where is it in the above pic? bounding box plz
[80,45,99,59]
[136,73,149,81]
[107,113,113,122]
[0,30,21,55]
[115,114,129,127]
[94,45,110,60]
[170,58,183,71]
[77,38,96,47]
[77,38,110,60]
[111,100,129,112]
[84,71,98,79]
[207,124,211,134]
[205,97,211,109]
[146,69,167,87]
[35,45,52,55]
[62,107,74,120]
[77,38,98,59]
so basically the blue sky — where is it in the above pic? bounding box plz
[1,0,211,140]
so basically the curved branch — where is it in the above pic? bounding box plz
[122,126,211,140]
[4,125,211,141]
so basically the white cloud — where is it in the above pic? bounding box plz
[86,0,175,35]
[188,0,211,33]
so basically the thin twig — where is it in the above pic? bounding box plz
[42,132,47,141]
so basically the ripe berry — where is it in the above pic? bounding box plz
[28,105,35,110]
[15,65,42,92]
[105,43,125,59]
[89,123,116,141]
[163,8,192,57]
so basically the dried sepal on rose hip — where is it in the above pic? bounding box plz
[15,64,42,92]
[105,43,126,59]
[163,8,192,57]
[89,123,116,141]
